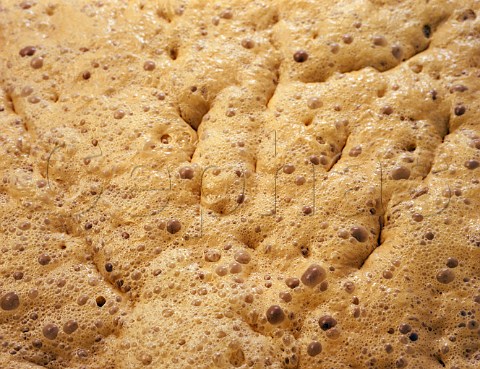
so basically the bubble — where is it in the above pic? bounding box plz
[350,226,369,242]
[302,206,313,215]
[349,146,362,157]
[241,39,255,49]
[205,249,221,262]
[372,35,387,46]
[166,219,182,234]
[215,265,228,276]
[454,105,466,116]
[318,315,337,331]
[19,45,36,57]
[412,213,423,222]
[179,166,194,179]
[450,84,468,93]
[436,269,455,284]
[1,292,20,311]
[446,258,458,268]
[279,291,292,302]
[43,323,59,340]
[220,9,233,19]
[307,97,322,109]
[283,164,295,174]
[425,232,434,240]
[38,254,51,265]
[342,34,353,44]
[301,264,326,287]
[381,106,393,115]
[63,320,79,334]
[391,166,410,180]
[398,323,411,334]
[382,270,393,279]
[96,296,107,307]
[306,341,322,356]
[114,110,126,119]
[467,320,478,330]
[296,176,306,185]
[234,250,251,264]
[285,277,300,289]
[143,61,156,71]
[309,155,320,165]
[464,160,479,170]
[266,305,285,325]
[293,50,309,63]
[30,57,43,69]
[77,295,88,305]
[229,262,242,274]
[392,45,403,60]
[140,353,153,365]
[396,357,407,368]
[344,281,355,293]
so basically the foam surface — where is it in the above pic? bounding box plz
[1,0,480,368]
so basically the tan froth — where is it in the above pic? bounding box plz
[1,1,480,368]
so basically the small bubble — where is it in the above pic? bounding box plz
[465,160,479,170]
[309,155,320,165]
[205,249,221,262]
[349,146,362,157]
[351,226,369,242]
[283,164,295,174]
[1,292,20,311]
[446,258,458,268]
[307,341,322,356]
[38,254,51,265]
[436,269,455,284]
[412,213,423,222]
[241,38,255,49]
[30,57,43,69]
[143,60,156,71]
[266,305,285,325]
[372,35,387,46]
[382,270,393,279]
[234,250,251,264]
[179,166,194,179]
[42,323,59,340]
[454,105,466,116]
[391,166,410,180]
[285,277,300,289]
[114,110,125,119]
[19,46,36,57]
[293,50,309,63]
[318,315,337,331]
[96,296,106,307]
[166,219,181,234]
[63,320,78,334]
[342,34,353,44]
[301,264,326,287]
[307,97,322,109]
